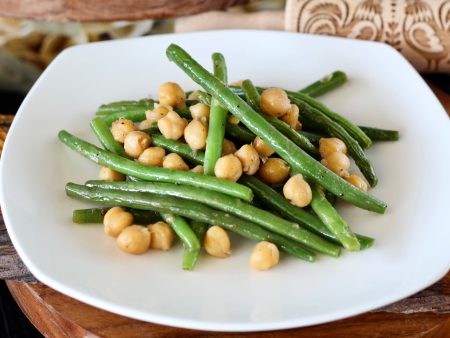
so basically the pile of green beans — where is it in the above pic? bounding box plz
[166,44,386,213]
[84,180,340,256]
[66,183,316,262]
[58,130,253,202]
[60,45,400,271]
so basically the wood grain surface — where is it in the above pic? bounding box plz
[5,278,450,338]
[1,84,449,337]
[0,0,253,22]
[285,0,450,73]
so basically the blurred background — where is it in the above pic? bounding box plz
[0,0,448,336]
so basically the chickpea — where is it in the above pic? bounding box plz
[163,153,189,171]
[99,167,125,182]
[281,104,301,130]
[249,241,280,271]
[214,154,243,182]
[187,90,201,100]
[184,119,207,151]
[124,131,152,158]
[111,118,137,143]
[321,152,350,177]
[283,174,312,207]
[138,119,153,130]
[260,88,290,117]
[258,158,290,185]
[228,115,240,125]
[229,79,244,86]
[189,102,210,120]
[146,104,171,124]
[222,139,237,156]
[148,221,174,250]
[345,173,368,192]
[204,225,231,258]
[190,165,204,174]
[319,138,347,158]
[103,207,133,237]
[234,144,260,175]
[138,147,166,167]
[157,111,187,140]
[116,225,151,254]
[158,82,186,109]
[252,136,274,158]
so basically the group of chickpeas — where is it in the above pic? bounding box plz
[319,138,368,191]
[102,205,278,270]
[98,81,368,271]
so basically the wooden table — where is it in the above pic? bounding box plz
[2,85,450,338]
[0,0,253,21]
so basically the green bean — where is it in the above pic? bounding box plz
[299,127,399,145]
[100,105,190,126]
[292,97,378,187]
[212,52,228,83]
[239,175,374,250]
[129,209,162,224]
[97,98,192,127]
[175,108,192,120]
[161,213,200,270]
[266,119,319,156]
[182,250,200,271]
[166,44,386,213]
[90,117,128,157]
[287,90,371,148]
[228,122,317,150]
[324,190,338,206]
[139,103,253,146]
[358,126,399,142]
[204,53,229,175]
[239,175,330,234]
[141,123,160,134]
[66,183,316,261]
[279,70,349,145]
[58,130,253,201]
[299,71,347,98]
[73,208,107,223]
[310,184,360,251]
[101,110,147,126]
[188,220,208,268]
[225,124,255,144]
[196,91,211,106]
[354,234,374,250]
[231,84,372,148]
[85,180,340,256]
[190,220,208,243]
[96,99,155,115]
[185,99,199,107]
[72,207,161,224]
[299,130,323,146]
[184,90,256,144]
[151,134,204,165]
[241,79,318,157]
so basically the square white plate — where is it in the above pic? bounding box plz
[1,30,450,332]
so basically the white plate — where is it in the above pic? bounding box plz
[1,30,450,332]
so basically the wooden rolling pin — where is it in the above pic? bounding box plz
[175,0,450,73]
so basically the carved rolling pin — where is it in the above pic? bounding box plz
[175,0,450,73]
